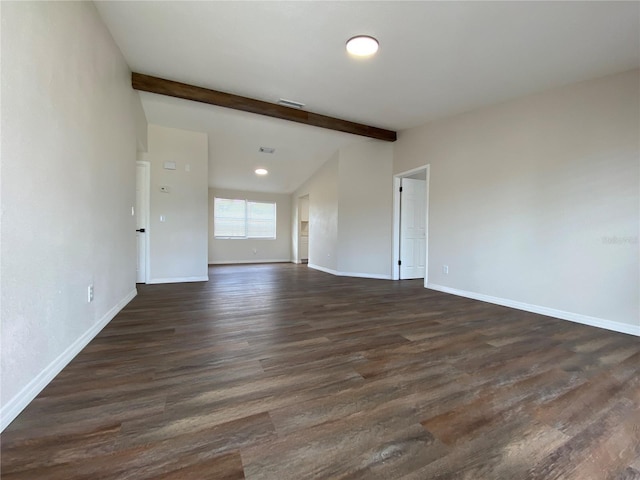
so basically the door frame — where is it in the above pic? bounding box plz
[297,194,310,264]
[392,164,430,285]
[136,160,151,284]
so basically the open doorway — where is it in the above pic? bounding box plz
[392,165,429,284]
[298,195,309,264]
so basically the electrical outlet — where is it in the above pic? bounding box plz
[442,265,449,274]
[253,248,257,255]
[88,284,94,302]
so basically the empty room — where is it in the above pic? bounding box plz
[1,1,639,479]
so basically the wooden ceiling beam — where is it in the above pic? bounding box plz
[132,73,397,142]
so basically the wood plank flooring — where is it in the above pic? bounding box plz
[2,263,639,479]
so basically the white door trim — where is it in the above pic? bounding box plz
[297,194,310,264]
[392,165,430,285]
[136,161,151,284]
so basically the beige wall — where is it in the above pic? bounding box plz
[337,141,394,278]
[292,141,394,278]
[134,96,148,153]
[209,188,291,264]
[293,152,340,272]
[394,69,640,332]
[1,2,145,429]
[142,125,209,283]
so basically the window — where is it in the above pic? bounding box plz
[214,198,276,239]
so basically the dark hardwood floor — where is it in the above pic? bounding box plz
[2,264,639,479]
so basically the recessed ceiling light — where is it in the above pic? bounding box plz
[255,168,268,176]
[346,35,379,57]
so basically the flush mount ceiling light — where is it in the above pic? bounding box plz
[255,168,268,176]
[346,35,379,57]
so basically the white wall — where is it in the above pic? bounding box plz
[394,69,640,334]
[209,188,291,264]
[293,152,340,272]
[134,96,148,153]
[1,2,145,429]
[292,142,394,278]
[141,125,209,283]
[337,141,394,278]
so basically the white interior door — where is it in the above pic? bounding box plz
[400,178,426,279]
[136,162,149,283]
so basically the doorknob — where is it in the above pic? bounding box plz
[136,228,146,233]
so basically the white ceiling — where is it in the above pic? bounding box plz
[95,1,640,193]
[139,91,363,193]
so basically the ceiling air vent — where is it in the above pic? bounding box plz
[278,98,305,109]
[259,147,275,154]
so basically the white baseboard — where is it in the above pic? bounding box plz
[346,271,391,280]
[308,263,339,276]
[426,283,640,337]
[308,263,391,280]
[147,276,209,284]
[0,289,138,432]
[208,259,291,265]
